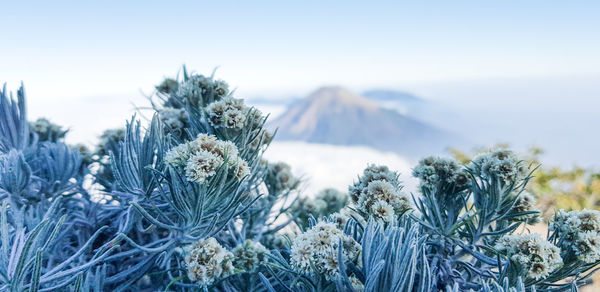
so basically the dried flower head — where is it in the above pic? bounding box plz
[510,192,541,224]
[264,162,299,193]
[551,209,600,263]
[206,97,248,130]
[290,222,361,280]
[232,240,269,272]
[165,134,249,184]
[350,166,411,222]
[496,234,562,280]
[470,150,528,184]
[413,156,470,191]
[184,237,234,285]
[172,74,229,107]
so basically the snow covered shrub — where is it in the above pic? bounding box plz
[3,69,600,292]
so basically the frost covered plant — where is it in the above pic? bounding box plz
[550,209,600,263]
[413,156,470,191]
[232,240,269,272]
[264,161,299,194]
[184,237,235,285]
[509,192,541,224]
[206,97,248,130]
[159,106,188,131]
[165,133,249,183]
[495,234,563,280]
[29,117,67,142]
[175,74,230,108]
[349,165,411,222]
[470,150,529,185]
[290,221,361,280]
[6,69,600,292]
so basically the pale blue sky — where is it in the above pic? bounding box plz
[1,1,599,100]
[1,1,600,166]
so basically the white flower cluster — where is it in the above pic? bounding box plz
[232,240,269,272]
[265,162,299,193]
[159,107,188,130]
[470,150,528,184]
[165,134,250,184]
[510,192,541,224]
[495,234,562,280]
[412,156,470,190]
[550,209,600,263]
[290,222,361,280]
[176,75,229,106]
[184,237,234,285]
[206,97,248,130]
[349,165,410,223]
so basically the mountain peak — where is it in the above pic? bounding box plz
[269,86,458,157]
[305,86,378,111]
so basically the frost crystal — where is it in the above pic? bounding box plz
[184,237,234,285]
[495,234,562,280]
[290,222,361,280]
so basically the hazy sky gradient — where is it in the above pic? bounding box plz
[1,1,599,100]
[1,1,600,166]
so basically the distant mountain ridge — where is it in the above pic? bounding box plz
[269,86,462,157]
[362,89,422,103]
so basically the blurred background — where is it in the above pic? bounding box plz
[1,1,600,205]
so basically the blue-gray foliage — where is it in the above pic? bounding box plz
[1,68,599,292]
